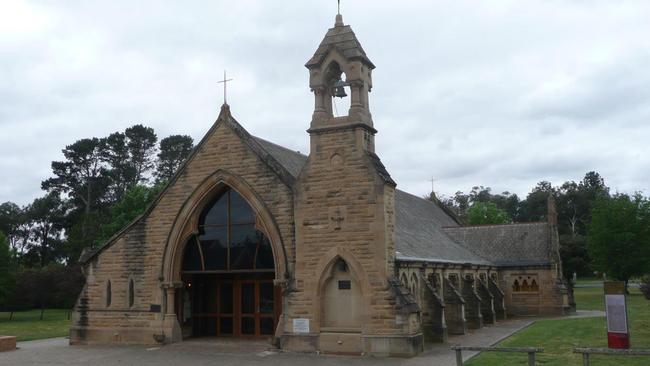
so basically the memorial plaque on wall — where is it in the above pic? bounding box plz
[604,281,630,349]
[293,318,310,333]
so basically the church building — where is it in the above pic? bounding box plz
[70,12,570,356]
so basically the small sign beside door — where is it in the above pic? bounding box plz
[293,318,310,333]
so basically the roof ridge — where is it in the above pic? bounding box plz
[443,221,548,229]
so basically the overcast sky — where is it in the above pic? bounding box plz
[2,0,650,206]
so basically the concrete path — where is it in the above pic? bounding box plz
[2,312,604,366]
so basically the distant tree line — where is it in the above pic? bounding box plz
[429,171,650,293]
[0,124,194,311]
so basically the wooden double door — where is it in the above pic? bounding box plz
[186,274,280,338]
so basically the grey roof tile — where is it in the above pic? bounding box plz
[393,190,491,265]
[252,137,307,179]
[443,223,554,266]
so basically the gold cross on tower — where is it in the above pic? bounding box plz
[217,70,234,105]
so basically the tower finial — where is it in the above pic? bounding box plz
[335,0,344,26]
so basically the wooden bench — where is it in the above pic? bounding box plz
[0,336,17,352]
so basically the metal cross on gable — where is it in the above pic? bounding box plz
[217,70,234,105]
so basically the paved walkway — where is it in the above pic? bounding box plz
[2,312,604,366]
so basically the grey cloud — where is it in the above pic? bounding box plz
[1,0,650,206]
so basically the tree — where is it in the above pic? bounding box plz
[0,231,15,309]
[23,193,67,267]
[556,172,609,238]
[518,181,555,222]
[0,201,30,258]
[588,193,650,290]
[436,186,519,223]
[42,138,111,241]
[100,132,135,202]
[125,124,157,185]
[155,135,194,183]
[553,172,609,279]
[467,202,510,225]
[96,184,164,245]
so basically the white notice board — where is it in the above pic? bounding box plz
[605,294,628,333]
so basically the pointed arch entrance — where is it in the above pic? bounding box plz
[173,184,282,338]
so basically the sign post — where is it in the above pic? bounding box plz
[604,281,630,349]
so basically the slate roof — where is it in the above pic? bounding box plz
[393,190,491,265]
[305,19,375,69]
[443,223,554,266]
[252,137,307,178]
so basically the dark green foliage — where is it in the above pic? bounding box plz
[155,135,194,183]
[518,181,554,222]
[96,184,164,245]
[558,234,589,280]
[0,232,15,309]
[3,265,84,311]
[100,132,134,202]
[0,201,29,257]
[124,124,157,185]
[42,137,110,215]
[435,186,519,223]
[467,202,510,225]
[588,194,650,287]
[23,192,67,267]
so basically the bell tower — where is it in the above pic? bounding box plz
[305,13,376,152]
[284,13,423,357]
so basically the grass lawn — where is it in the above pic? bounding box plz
[0,309,71,342]
[466,286,650,365]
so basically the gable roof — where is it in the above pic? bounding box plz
[443,223,554,267]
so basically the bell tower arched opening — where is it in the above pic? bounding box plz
[325,61,351,117]
[177,186,281,339]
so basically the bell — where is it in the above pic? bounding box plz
[332,80,348,98]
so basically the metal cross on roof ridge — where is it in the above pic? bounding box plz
[217,70,234,105]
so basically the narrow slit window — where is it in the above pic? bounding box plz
[128,279,135,308]
[106,280,112,307]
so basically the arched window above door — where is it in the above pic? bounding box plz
[182,187,274,272]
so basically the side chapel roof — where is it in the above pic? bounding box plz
[443,223,555,267]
